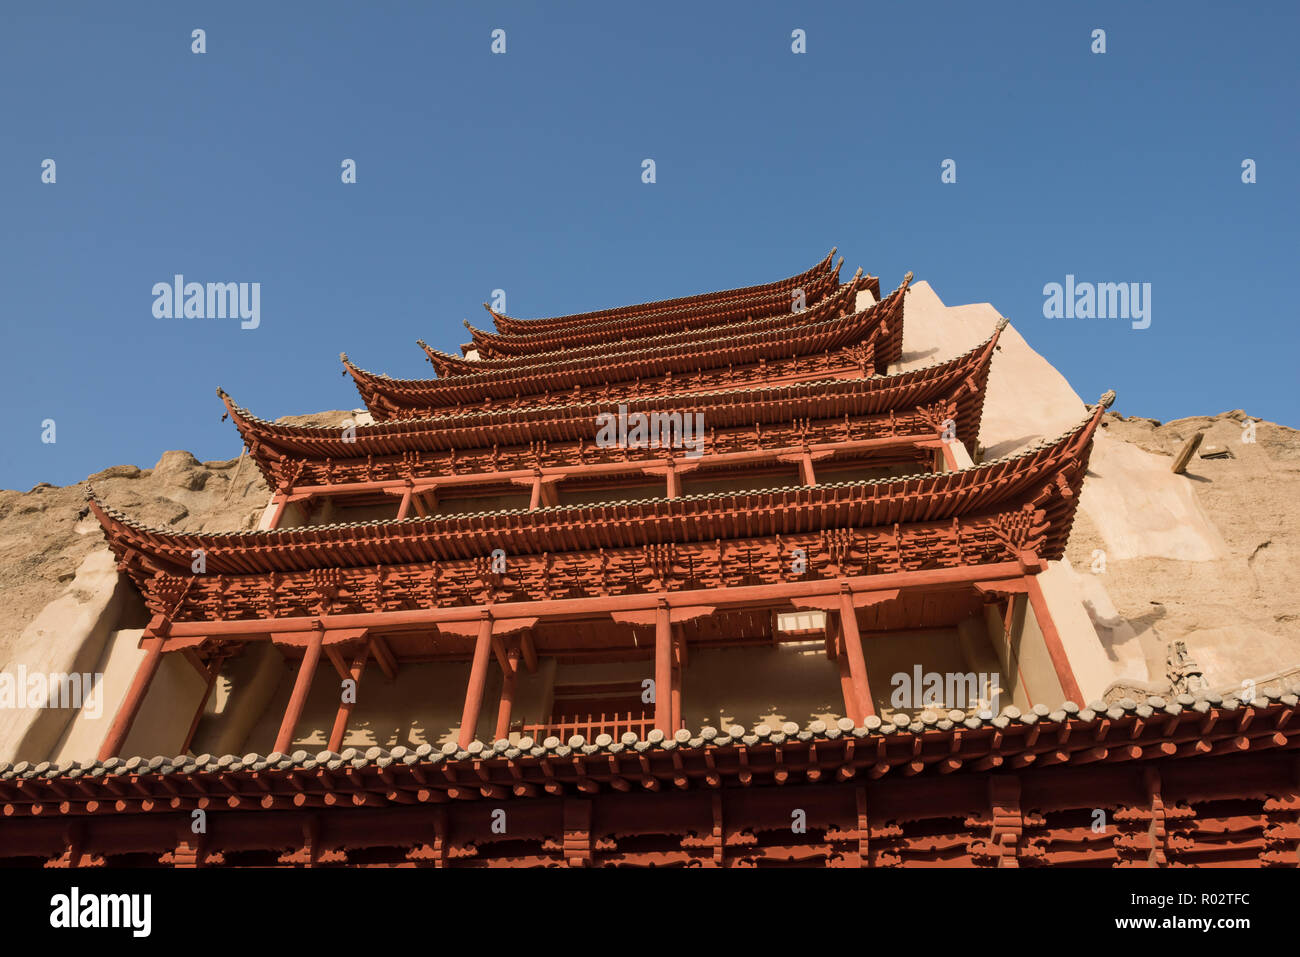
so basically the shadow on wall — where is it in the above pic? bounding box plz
[683,643,845,729]
[192,654,479,755]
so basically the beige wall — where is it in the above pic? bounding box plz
[1,550,140,763]
[190,641,285,756]
[984,596,1068,710]
[51,626,210,762]
[191,652,554,754]
[683,642,843,729]
[862,625,999,715]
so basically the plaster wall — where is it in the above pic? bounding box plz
[681,642,844,729]
[0,549,132,763]
[49,626,208,763]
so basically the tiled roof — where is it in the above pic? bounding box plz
[90,390,1109,550]
[431,268,864,374]
[342,273,911,408]
[5,682,1295,780]
[219,318,1004,468]
[486,248,839,333]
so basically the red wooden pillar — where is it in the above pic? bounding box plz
[799,452,817,486]
[458,614,494,747]
[1024,574,1084,704]
[274,629,324,754]
[665,467,681,500]
[327,641,370,752]
[494,648,519,740]
[654,601,672,734]
[267,493,290,529]
[670,626,683,731]
[97,636,165,760]
[834,629,862,726]
[396,486,413,520]
[838,589,875,720]
[181,655,225,755]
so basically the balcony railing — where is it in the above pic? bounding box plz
[519,711,656,743]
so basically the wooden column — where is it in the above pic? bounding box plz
[327,641,370,752]
[665,467,681,500]
[274,629,324,754]
[1024,574,1084,704]
[494,648,519,740]
[458,614,494,747]
[834,627,862,726]
[838,589,875,720]
[655,601,673,734]
[396,486,413,520]
[670,625,683,731]
[267,494,290,529]
[799,452,817,486]
[97,636,165,760]
[181,655,225,755]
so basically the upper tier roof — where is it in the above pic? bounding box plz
[345,274,911,419]
[426,269,867,377]
[221,318,1004,489]
[485,248,842,336]
[466,260,849,359]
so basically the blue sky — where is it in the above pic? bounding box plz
[2,1,1296,491]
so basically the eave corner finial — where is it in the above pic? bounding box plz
[995,316,1010,331]
[1100,389,1117,409]
[463,319,473,331]
[903,270,914,284]
[339,352,350,364]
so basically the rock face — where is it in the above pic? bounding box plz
[0,411,357,670]
[1063,410,1300,692]
[891,280,1300,696]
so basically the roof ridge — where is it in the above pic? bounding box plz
[469,260,851,347]
[485,247,838,328]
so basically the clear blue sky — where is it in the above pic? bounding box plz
[2,1,1296,491]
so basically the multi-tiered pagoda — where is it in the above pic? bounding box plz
[3,251,1298,867]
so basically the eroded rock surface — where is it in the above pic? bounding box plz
[0,410,356,664]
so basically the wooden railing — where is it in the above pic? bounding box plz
[519,711,655,743]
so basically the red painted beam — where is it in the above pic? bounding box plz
[97,637,165,760]
[1024,574,1084,704]
[274,629,324,754]
[458,616,494,748]
[838,588,875,720]
[655,602,672,734]
[157,562,1029,641]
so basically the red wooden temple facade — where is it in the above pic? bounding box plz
[3,252,1297,867]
